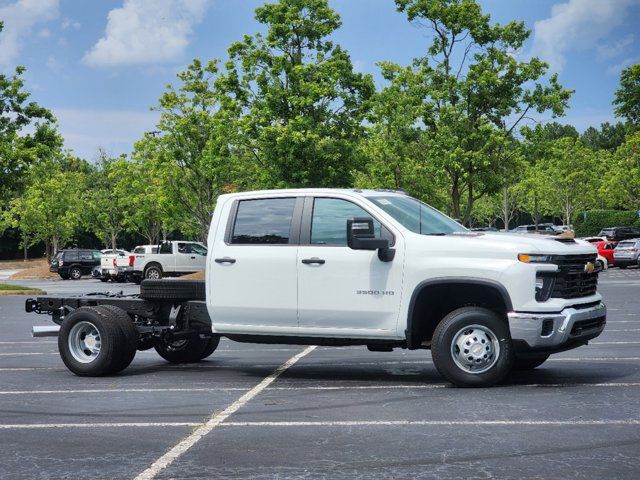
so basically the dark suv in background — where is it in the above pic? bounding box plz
[50,249,101,279]
[598,227,640,242]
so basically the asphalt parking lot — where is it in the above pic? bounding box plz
[1,270,640,479]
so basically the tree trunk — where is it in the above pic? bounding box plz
[22,232,28,261]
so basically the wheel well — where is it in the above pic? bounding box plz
[144,262,162,272]
[406,280,512,349]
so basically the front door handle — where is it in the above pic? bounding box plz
[215,257,236,264]
[301,258,325,265]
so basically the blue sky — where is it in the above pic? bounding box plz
[1,0,639,161]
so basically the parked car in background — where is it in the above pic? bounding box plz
[614,239,640,268]
[510,224,557,235]
[129,241,207,282]
[99,249,130,282]
[593,241,616,269]
[583,236,607,244]
[552,225,572,234]
[598,227,640,242]
[50,249,101,279]
[470,226,498,232]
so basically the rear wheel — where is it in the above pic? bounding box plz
[431,307,514,387]
[145,265,163,280]
[154,336,219,363]
[58,306,137,376]
[69,266,82,280]
[513,355,549,370]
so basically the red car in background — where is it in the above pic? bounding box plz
[583,237,616,268]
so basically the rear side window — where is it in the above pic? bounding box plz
[64,251,79,262]
[232,198,296,245]
[133,247,145,254]
[617,241,634,248]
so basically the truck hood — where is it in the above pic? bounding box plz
[413,231,597,257]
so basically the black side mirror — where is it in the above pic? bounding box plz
[347,217,395,262]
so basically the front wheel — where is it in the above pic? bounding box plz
[513,355,549,370]
[431,307,514,387]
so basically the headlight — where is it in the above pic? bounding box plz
[518,253,554,263]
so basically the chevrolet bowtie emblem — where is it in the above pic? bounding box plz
[584,262,595,274]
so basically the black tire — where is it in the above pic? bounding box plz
[619,265,627,269]
[100,277,108,282]
[59,272,70,280]
[95,305,138,372]
[144,264,163,280]
[58,306,135,376]
[513,354,549,370]
[154,336,217,363]
[69,266,82,280]
[431,307,514,387]
[596,260,605,271]
[199,336,221,360]
[140,278,206,301]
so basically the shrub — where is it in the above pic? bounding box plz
[574,210,640,237]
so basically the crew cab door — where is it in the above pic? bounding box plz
[207,196,302,330]
[296,196,404,337]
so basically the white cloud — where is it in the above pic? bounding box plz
[61,17,80,30]
[54,108,160,160]
[531,0,639,72]
[83,0,208,68]
[596,34,634,60]
[0,0,59,68]
[606,56,640,76]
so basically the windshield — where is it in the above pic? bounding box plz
[365,195,466,235]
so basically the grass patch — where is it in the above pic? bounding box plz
[0,283,45,295]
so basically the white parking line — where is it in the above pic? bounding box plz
[4,382,640,396]
[0,341,56,345]
[134,345,317,480]
[0,352,57,356]
[222,420,640,427]
[0,422,199,429]
[590,341,640,345]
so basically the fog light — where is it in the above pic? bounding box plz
[535,274,554,302]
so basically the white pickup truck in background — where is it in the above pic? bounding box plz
[129,240,207,282]
[98,249,130,282]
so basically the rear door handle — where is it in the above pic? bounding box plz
[215,257,236,264]
[190,256,196,259]
[301,258,325,265]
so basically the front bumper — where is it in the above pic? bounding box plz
[508,302,606,353]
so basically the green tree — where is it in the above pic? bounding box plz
[133,59,247,241]
[614,63,640,126]
[221,0,375,188]
[6,159,86,259]
[82,151,128,250]
[581,122,627,151]
[534,138,601,226]
[110,157,164,245]
[361,0,572,224]
[0,21,58,206]
[602,130,640,209]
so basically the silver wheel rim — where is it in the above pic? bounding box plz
[450,324,500,374]
[68,321,101,363]
[71,268,81,279]
[146,268,160,279]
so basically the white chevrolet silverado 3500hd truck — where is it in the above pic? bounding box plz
[26,189,606,387]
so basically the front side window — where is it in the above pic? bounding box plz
[311,198,381,245]
[232,198,296,245]
[365,195,466,235]
[190,244,207,255]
